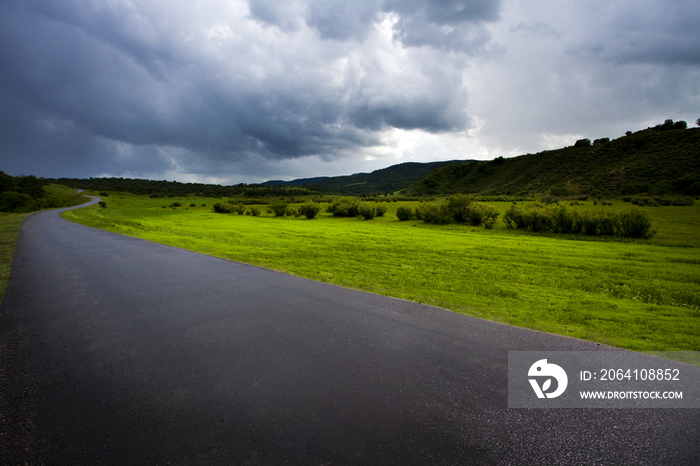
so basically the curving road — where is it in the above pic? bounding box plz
[1,200,698,465]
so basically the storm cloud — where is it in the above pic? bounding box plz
[1,0,698,183]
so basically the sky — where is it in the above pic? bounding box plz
[1,0,699,184]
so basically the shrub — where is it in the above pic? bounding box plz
[617,208,656,239]
[396,206,413,221]
[171,202,181,207]
[248,207,261,216]
[521,203,551,232]
[375,205,387,217]
[298,202,321,219]
[578,211,600,235]
[574,138,591,147]
[503,205,526,229]
[99,192,109,197]
[631,197,660,207]
[596,211,617,236]
[550,206,574,233]
[98,201,107,208]
[327,197,360,217]
[270,201,289,217]
[479,204,500,226]
[416,200,452,225]
[190,203,196,207]
[467,203,486,226]
[358,203,376,220]
[213,202,232,213]
[0,192,33,212]
[446,194,472,222]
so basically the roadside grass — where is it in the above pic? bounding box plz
[62,193,700,353]
[0,213,30,306]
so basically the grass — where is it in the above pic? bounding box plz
[62,194,700,354]
[0,213,30,306]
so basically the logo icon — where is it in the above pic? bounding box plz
[528,359,568,399]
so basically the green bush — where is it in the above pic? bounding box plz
[416,200,452,224]
[327,197,360,217]
[446,194,472,222]
[213,202,233,213]
[521,203,551,232]
[479,203,500,226]
[504,204,656,239]
[503,205,526,229]
[248,207,261,216]
[550,206,580,234]
[98,201,107,208]
[233,203,246,215]
[375,205,387,217]
[577,211,598,235]
[617,207,656,238]
[0,191,33,212]
[270,201,289,217]
[396,206,413,221]
[358,203,376,220]
[298,202,321,219]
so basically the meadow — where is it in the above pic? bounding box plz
[62,194,700,354]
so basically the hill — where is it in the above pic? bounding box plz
[0,172,88,213]
[404,127,700,197]
[263,160,470,194]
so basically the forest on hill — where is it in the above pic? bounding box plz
[405,124,700,198]
[0,172,87,213]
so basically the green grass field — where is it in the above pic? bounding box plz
[0,213,30,306]
[62,193,700,354]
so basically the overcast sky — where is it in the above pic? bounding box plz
[2,0,699,184]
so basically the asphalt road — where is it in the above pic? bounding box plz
[1,201,698,465]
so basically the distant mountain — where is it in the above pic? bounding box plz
[263,160,470,194]
[404,128,700,197]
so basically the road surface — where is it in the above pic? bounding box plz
[1,200,698,465]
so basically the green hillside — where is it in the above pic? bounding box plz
[0,172,89,213]
[266,160,469,194]
[405,127,700,197]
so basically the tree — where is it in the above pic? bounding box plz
[574,138,591,147]
[696,118,700,127]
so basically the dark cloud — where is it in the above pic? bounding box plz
[568,0,700,66]
[2,0,696,183]
[382,0,501,52]
[305,0,381,41]
[1,0,489,181]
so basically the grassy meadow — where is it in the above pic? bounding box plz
[0,213,30,305]
[61,193,700,354]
